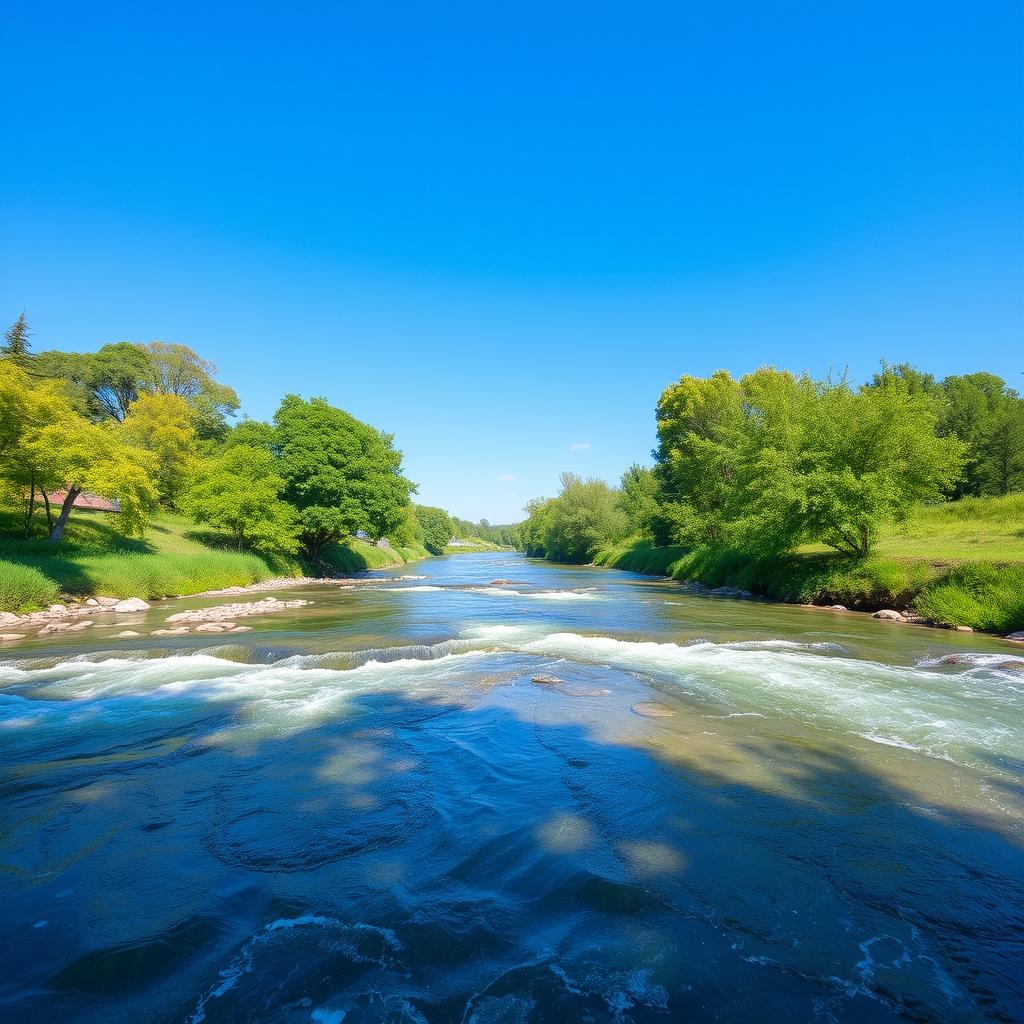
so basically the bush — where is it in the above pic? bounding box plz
[0,560,60,613]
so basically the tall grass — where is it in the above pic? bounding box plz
[0,560,60,613]
[914,563,1024,634]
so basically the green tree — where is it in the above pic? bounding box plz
[389,504,425,548]
[184,446,298,555]
[24,418,158,542]
[415,505,454,554]
[532,473,628,563]
[2,312,32,361]
[122,392,198,506]
[274,395,415,560]
[141,341,240,438]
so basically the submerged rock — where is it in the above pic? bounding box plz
[632,701,676,718]
[1007,632,1024,642]
[873,609,905,621]
[531,674,563,686]
[117,630,141,638]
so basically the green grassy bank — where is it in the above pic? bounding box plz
[444,536,511,554]
[0,510,430,613]
[595,496,1024,634]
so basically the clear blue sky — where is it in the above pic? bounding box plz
[3,2,1021,522]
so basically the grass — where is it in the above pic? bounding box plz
[320,539,430,573]
[0,509,290,609]
[444,536,510,554]
[595,495,1024,634]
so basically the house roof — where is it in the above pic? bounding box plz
[45,491,122,512]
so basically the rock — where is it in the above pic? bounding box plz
[953,625,974,632]
[151,626,189,636]
[0,633,26,641]
[48,604,69,616]
[84,598,99,607]
[872,609,905,621]
[490,579,518,586]
[830,605,849,611]
[531,674,563,686]
[230,625,252,632]
[1005,632,1024,642]
[994,661,1024,672]
[114,598,150,613]
[117,630,141,638]
[0,612,22,627]
[939,655,966,665]
[94,596,120,607]
[632,701,677,718]
[194,622,234,633]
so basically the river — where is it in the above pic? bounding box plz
[1,552,1022,1023]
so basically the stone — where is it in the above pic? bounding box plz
[1005,632,1024,642]
[995,661,1024,672]
[0,633,26,641]
[117,630,141,638]
[872,609,905,621]
[194,622,233,633]
[953,625,974,632]
[531,674,563,686]
[113,598,150,613]
[830,605,848,611]
[230,625,252,632]
[151,626,189,636]
[0,612,21,627]
[48,604,69,616]
[94,596,120,607]
[632,701,677,718]
[84,598,99,607]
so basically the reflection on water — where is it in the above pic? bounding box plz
[0,553,1022,1022]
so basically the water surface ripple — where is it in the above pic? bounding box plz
[1,553,1022,1022]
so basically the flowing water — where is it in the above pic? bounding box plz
[1,552,1023,1023]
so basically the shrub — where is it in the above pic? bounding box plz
[0,560,60,612]
[914,563,1024,633]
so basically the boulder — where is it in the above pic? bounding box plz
[994,661,1024,672]
[872,609,905,621]
[830,605,848,611]
[0,612,22,627]
[0,633,26,641]
[113,598,150,613]
[151,626,189,636]
[84,598,99,607]
[117,630,141,638]
[194,622,234,633]
[1005,632,1024,642]
[94,596,120,607]
[47,604,69,616]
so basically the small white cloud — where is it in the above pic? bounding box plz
[568,442,591,451]
[497,472,516,481]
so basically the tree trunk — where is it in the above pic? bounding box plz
[23,473,36,537]
[48,486,81,543]
[41,488,54,532]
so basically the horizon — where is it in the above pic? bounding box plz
[3,2,1021,522]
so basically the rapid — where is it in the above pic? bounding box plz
[1,552,1022,1022]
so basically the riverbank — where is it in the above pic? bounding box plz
[0,510,431,614]
[594,541,1024,636]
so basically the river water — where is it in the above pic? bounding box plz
[1,552,1022,1023]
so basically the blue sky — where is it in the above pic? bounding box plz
[2,2,1021,522]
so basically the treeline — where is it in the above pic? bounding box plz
[0,315,459,563]
[450,516,519,547]
[521,364,1024,564]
